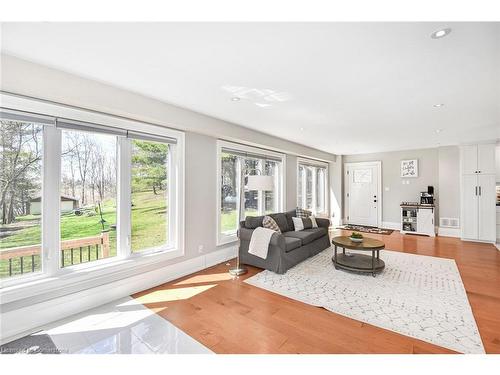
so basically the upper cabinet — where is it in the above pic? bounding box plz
[461,143,496,175]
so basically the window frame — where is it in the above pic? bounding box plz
[296,157,329,216]
[0,93,185,295]
[216,140,285,245]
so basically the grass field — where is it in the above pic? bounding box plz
[0,190,166,278]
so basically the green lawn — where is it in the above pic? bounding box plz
[220,208,259,234]
[0,190,166,278]
[131,190,167,252]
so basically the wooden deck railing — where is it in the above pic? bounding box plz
[0,231,110,277]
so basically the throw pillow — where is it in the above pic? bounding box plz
[292,217,313,231]
[263,215,281,233]
[296,207,312,218]
[292,217,304,231]
[310,216,318,228]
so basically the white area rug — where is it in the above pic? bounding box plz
[245,248,485,354]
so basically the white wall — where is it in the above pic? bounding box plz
[438,146,461,220]
[343,148,440,225]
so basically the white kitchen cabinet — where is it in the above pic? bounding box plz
[462,144,479,175]
[460,143,497,243]
[477,144,496,175]
[461,143,496,175]
[461,175,479,240]
[478,174,497,241]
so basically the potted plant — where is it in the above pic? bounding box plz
[349,231,364,243]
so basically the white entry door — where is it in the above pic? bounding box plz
[346,162,381,227]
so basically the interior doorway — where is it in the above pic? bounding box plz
[344,161,382,227]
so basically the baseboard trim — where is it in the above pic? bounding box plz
[438,227,461,238]
[0,245,237,345]
[381,221,400,230]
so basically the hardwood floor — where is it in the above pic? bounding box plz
[133,229,500,354]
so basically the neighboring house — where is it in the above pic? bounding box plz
[29,195,79,214]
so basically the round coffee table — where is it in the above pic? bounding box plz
[331,236,385,277]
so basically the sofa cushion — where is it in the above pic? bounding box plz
[269,213,289,232]
[245,215,264,229]
[283,227,327,245]
[285,210,296,231]
[284,237,302,252]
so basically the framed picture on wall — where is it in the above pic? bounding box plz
[401,159,418,178]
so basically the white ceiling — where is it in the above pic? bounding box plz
[1,22,499,155]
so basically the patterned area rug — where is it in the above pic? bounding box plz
[245,248,485,354]
[337,224,394,235]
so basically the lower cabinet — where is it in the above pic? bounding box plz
[401,206,435,237]
[461,174,496,242]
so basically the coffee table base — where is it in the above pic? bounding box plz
[332,253,385,277]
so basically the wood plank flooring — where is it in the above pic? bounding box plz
[133,229,500,354]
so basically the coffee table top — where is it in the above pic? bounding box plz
[332,236,385,251]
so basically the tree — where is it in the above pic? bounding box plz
[0,120,42,224]
[63,132,95,206]
[131,140,168,194]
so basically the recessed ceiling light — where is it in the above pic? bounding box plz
[299,127,304,131]
[231,97,241,102]
[435,129,444,134]
[433,103,445,108]
[431,28,452,39]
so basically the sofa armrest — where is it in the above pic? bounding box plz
[269,232,286,249]
[316,218,331,229]
[238,227,254,241]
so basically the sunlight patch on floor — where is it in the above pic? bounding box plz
[174,272,233,285]
[135,284,217,304]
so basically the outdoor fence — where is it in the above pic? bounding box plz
[0,231,110,277]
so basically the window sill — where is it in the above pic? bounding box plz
[217,235,238,247]
[0,247,183,306]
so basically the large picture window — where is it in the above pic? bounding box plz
[0,97,184,291]
[218,142,284,244]
[297,159,328,216]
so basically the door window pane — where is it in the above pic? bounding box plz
[60,129,117,267]
[1,119,43,279]
[131,139,169,252]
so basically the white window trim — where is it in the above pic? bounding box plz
[216,140,286,246]
[296,157,330,216]
[0,93,185,300]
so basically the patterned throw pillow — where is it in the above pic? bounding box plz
[295,207,312,218]
[262,215,281,233]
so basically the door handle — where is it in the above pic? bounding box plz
[479,186,481,196]
[475,186,478,196]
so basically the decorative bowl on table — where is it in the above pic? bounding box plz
[349,232,364,243]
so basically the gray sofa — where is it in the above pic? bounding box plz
[238,210,331,274]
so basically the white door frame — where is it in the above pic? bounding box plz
[344,161,382,227]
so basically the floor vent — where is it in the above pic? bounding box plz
[439,217,460,228]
